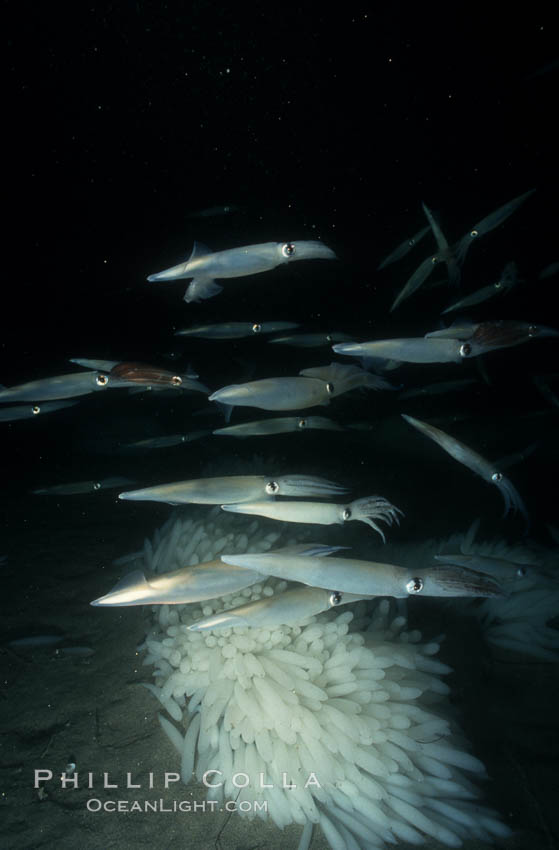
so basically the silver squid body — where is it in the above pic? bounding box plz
[209,377,332,411]
[219,553,504,599]
[147,240,336,302]
[119,474,348,505]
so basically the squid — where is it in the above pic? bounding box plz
[454,189,535,264]
[187,203,242,218]
[441,262,519,314]
[377,225,430,270]
[221,495,403,542]
[90,560,264,607]
[333,337,472,364]
[109,361,208,393]
[119,474,348,505]
[147,240,336,303]
[0,400,77,422]
[428,320,559,354]
[91,544,343,607]
[70,357,121,372]
[219,552,504,598]
[390,254,442,312]
[421,201,461,286]
[335,322,558,364]
[188,585,369,631]
[299,362,394,395]
[401,414,529,525]
[72,357,199,380]
[33,476,135,496]
[434,553,530,584]
[390,191,534,311]
[213,415,345,437]
[124,431,209,449]
[174,321,298,339]
[268,331,353,348]
[0,370,133,403]
[390,203,459,312]
[209,376,333,411]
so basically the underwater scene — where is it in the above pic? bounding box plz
[2,5,558,850]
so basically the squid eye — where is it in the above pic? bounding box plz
[516,566,527,578]
[298,418,307,428]
[282,242,296,258]
[491,471,503,482]
[96,373,109,386]
[266,480,280,495]
[252,323,262,333]
[342,508,351,521]
[171,375,182,386]
[326,382,335,394]
[31,405,41,415]
[326,334,332,342]
[431,255,439,265]
[494,281,502,289]
[406,577,424,594]
[408,238,416,247]
[459,343,472,358]
[470,229,479,238]
[329,591,342,606]
[93,482,101,490]
[528,324,537,337]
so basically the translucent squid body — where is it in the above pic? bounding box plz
[333,337,471,365]
[298,362,394,395]
[221,495,403,542]
[219,552,504,599]
[0,370,125,403]
[33,476,134,496]
[426,319,559,353]
[268,331,353,348]
[90,560,264,607]
[118,474,348,506]
[209,376,332,411]
[188,585,369,631]
[333,320,558,365]
[390,202,458,312]
[174,321,299,339]
[90,544,342,607]
[109,362,208,393]
[0,400,78,422]
[454,189,535,264]
[377,224,430,270]
[441,262,519,314]
[147,240,336,303]
[209,363,392,412]
[213,415,345,437]
[389,190,534,311]
[401,414,529,525]
[434,554,530,585]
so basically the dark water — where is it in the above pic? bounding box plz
[1,5,558,849]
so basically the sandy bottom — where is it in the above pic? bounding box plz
[1,494,557,850]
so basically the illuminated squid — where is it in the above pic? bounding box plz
[119,474,348,505]
[91,544,343,607]
[147,240,336,302]
[213,415,345,437]
[188,585,369,631]
[219,552,503,599]
[221,495,403,542]
[174,321,298,339]
[401,413,529,525]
